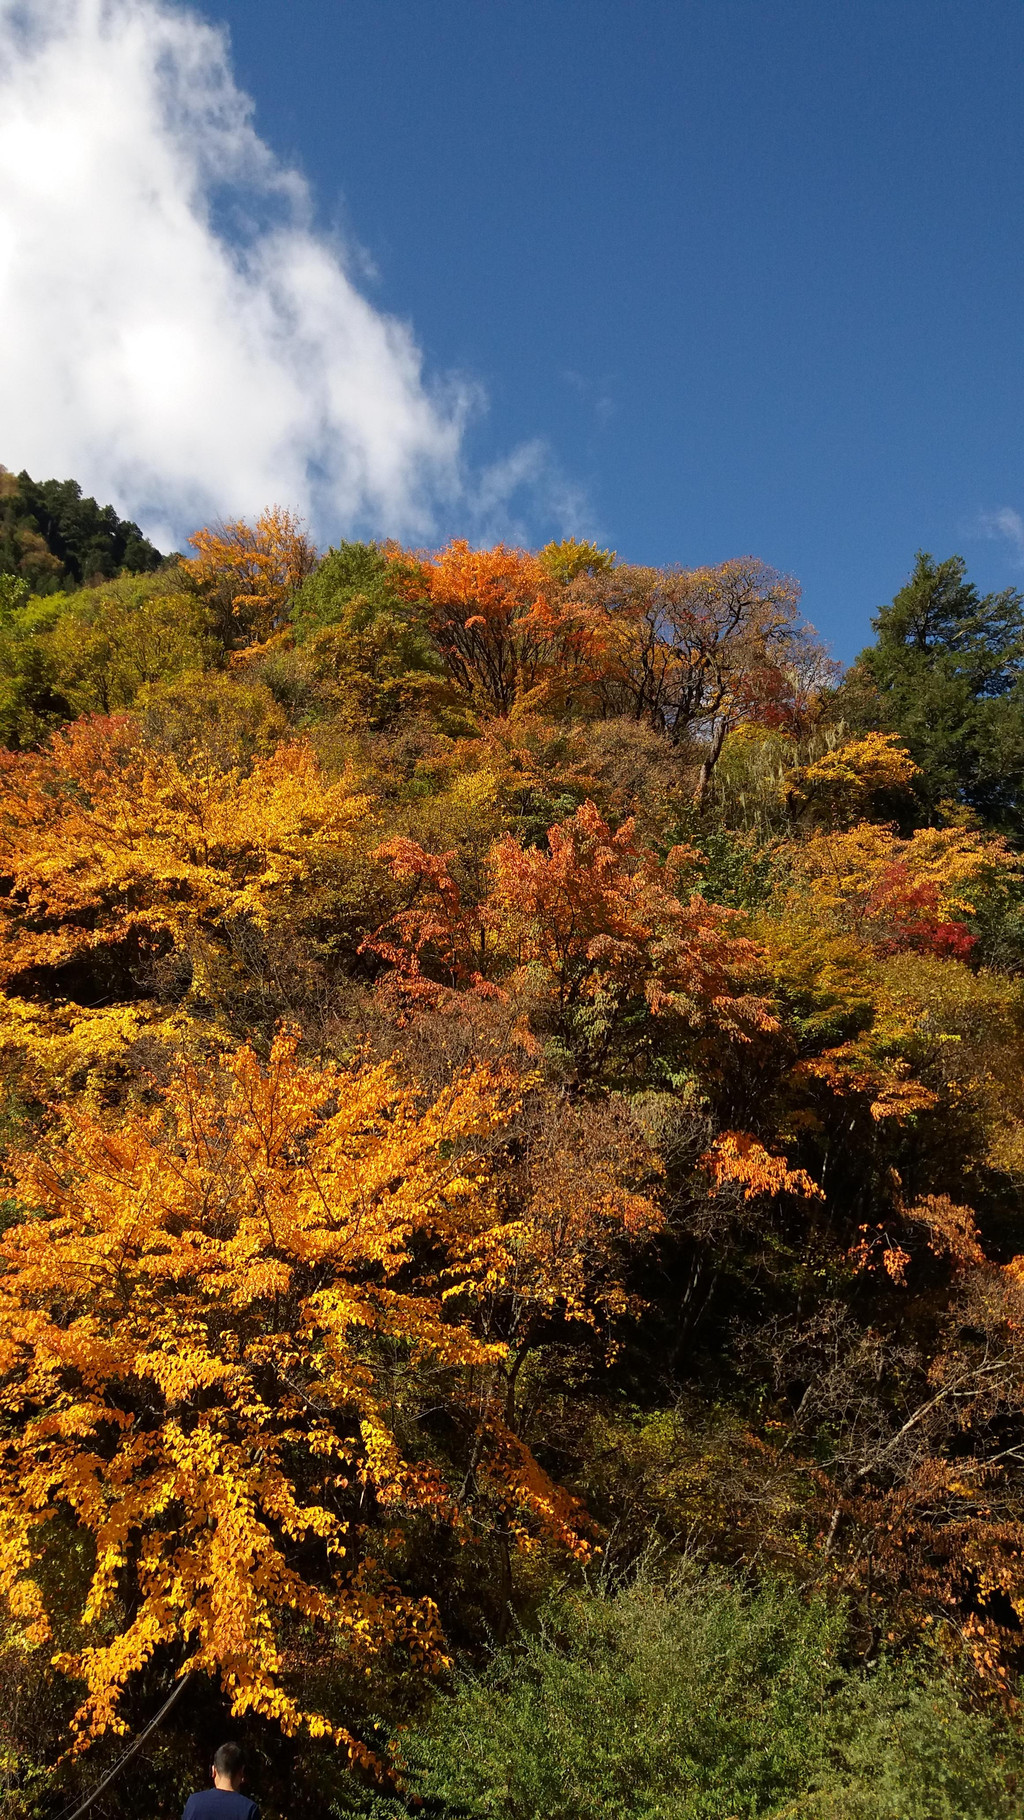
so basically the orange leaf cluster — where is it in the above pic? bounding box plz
[396,539,604,716]
[373,800,776,1075]
[0,1034,613,1749]
[702,1129,823,1202]
[185,508,317,650]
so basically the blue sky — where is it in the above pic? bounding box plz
[1,0,1022,660]
[206,0,1024,657]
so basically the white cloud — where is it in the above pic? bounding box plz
[473,440,596,548]
[0,0,587,551]
[977,508,1024,565]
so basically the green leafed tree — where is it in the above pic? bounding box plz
[0,571,215,748]
[288,541,441,727]
[361,1575,1024,1820]
[0,466,163,594]
[854,551,1024,833]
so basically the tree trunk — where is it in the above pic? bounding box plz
[693,717,728,808]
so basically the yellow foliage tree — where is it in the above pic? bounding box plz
[185,508,317,650]
[0,715,370,1092]
[0,1034,636,1755]
[783,730,919,824]
[786,819,1019,956]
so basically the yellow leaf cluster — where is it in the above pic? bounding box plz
[784,731,919,821]
[0,1032,652,1748]
[184,509,317,649]
[789,819,1018,931]
[0,716,371,1088]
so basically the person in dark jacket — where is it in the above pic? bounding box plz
[182,1742,259,1820]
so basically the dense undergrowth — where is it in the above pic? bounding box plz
[358,1573,1024,1820]
[3,483,1024,1815]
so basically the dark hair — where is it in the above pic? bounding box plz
[213,1743,245,1784]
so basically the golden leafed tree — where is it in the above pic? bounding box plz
[0,714,370,1087]
[185,508,318,650]
[0,1034,636,1756]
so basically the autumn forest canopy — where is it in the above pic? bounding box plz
[7,470,1024,1815]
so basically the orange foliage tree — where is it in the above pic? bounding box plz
[393,540,603,717]
[578,558,833,797]
[373,800,775,1081]
[185,508,318,650]
[0,1033,658,1753]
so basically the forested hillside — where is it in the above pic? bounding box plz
[3,503,1024,1817]
[0,466,163,600]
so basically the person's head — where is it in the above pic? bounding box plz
[211,1743,246,1791]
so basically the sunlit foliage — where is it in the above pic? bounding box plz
[0,1034,610,1750]
[3,510,1024,1815]
[185,508,317,651]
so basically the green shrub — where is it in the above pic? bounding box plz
[288,542,440,728]
[347,1572,1024,1820]
[0,570,214,746]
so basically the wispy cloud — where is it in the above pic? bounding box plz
[0,0,587,550]
[562,368,617,429]
[975,507,1024,564]
[472,440,597,548]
